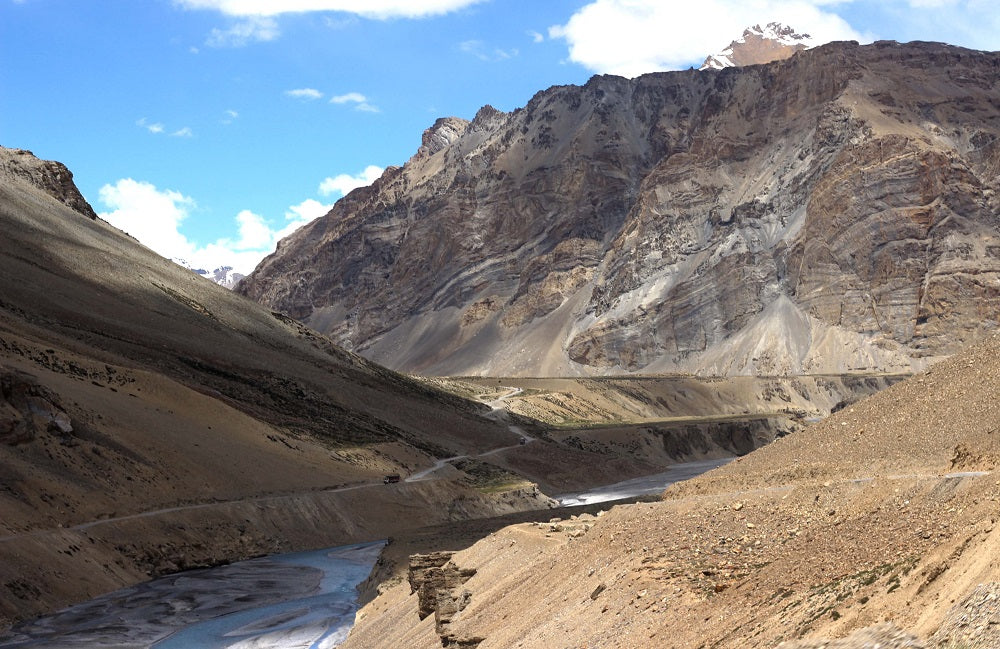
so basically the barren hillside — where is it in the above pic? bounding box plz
[343,331,1000,648]
[0,147,562,629]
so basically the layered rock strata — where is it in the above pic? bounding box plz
[240,41,1000,376]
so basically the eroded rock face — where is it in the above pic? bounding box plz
[407,552,481,647]
[0,367,73,445]
[0,148,97,220]
[240,41,1000,377]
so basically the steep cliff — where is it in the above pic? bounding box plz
[240,40,1000,377]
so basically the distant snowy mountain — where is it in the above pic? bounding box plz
[700,22,813,70]
[173,259,246,290]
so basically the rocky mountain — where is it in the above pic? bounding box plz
[174,259,246,289]
[700,22,812,70]
[239,40,1000,377]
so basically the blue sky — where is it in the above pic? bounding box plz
[2,0,998,274]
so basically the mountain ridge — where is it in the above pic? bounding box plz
[239,39,1000,378]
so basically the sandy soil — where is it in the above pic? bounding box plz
[343,332,1000,649]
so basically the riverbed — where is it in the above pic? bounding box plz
[0,542,385,649]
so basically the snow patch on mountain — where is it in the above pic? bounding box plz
[173,259,246,290]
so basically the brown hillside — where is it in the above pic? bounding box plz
[0,147,557,629]
[343,332,1000,648]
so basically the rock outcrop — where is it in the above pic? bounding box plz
[0,367,73,446]
[408,552,482,647]
[239,40,1000,377]
[0,148,97,219]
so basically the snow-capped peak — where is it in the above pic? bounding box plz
[700,22,813,71]
[173,258,246,290]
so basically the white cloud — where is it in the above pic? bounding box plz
[528,30,545,44]
[330,91,366,104]
[318,165,384,197]
[171,126,194,137]
[98,178,332,275]
[285,87,324,100]
[175,0,484,19]
[137,118,165,134]
[549,0,863,77]
[206,16,279,47]
[233,209,274,249]
[222,109,239,124]
[330,92,380,112]
[99,179,195,257]
[278,199,331,238]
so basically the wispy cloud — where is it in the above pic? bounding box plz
[285,87,324,100]
[137,118,193,138]
[136,117,165,134]
[329,92,379,112]
[459,39,518,61]
[528,30,545,44]
[206,16,279,47]
[175,0,486,19]
[221,109,239,124]
[318,165,384,198]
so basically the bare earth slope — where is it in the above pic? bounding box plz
[343,332,1000,649]
[0,147,560,629]
[240,40,1000,378]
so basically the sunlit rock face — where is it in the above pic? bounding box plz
[240,40,1000,377]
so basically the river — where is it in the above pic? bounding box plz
[0,542,384,649]
[556,457,733,506]
[0,458,727,648]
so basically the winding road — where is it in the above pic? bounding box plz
[406,386,532,482]
[0,386,536,541]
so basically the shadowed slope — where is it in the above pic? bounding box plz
[0,147,542,629]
